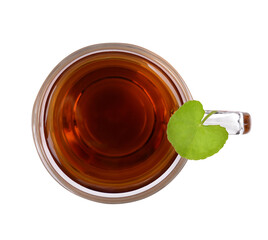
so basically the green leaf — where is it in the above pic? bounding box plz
[167,100,228,160]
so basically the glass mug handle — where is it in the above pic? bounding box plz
[203,111,251,135]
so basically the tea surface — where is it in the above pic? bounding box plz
[44,51,181,193]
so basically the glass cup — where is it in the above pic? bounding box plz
[32,43,251,203]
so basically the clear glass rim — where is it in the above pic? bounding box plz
[32,43,193,203]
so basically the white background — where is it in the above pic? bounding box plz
[0,1,267,239]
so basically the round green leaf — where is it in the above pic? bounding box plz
[167,100,228,160]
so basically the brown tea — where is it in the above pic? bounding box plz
[44,51,182,193]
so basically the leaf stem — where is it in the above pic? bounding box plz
[201,111,217,124]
